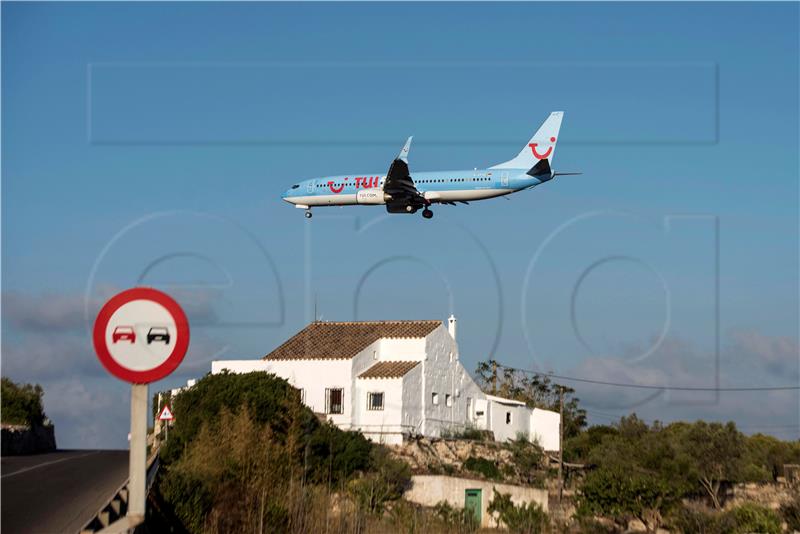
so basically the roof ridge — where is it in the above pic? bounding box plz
[263,319,442,361]
[312,319,441,324]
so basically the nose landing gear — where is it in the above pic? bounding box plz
[422,208,433,219]
[304,210,313,219]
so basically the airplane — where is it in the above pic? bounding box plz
[281,111,578,219]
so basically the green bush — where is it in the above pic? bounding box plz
[723,503,781,534]
[507,436,544,485]
[668,505,721,534]
[668,503,782,534]
[464,456,501,480]
[780,494,800,532]
[348,446,411,513]
[441,426,486,441]
[162,371,316,465]
[578,466,678,532]
[488,489,548,533]
[1,377,46,426]
[433,501,479,533]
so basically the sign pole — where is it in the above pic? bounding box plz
[128,383,148,519]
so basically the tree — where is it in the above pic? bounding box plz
[1,377,46,426]
[672,421,744,509]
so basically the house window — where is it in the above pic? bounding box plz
[325,388,343,414]
[372,350,378,360]
[445,394,453,407]
[506,412,512,424]
[367,392,384,411]
[466,397,472,419]
[299,388,305,404]
[432,392,440,405]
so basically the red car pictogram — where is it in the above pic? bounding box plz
[112,326,136,344]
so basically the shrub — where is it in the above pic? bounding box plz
[507,436,544,485]
[488,489,548,533]
[433,501,480,533]
[668,503,782,534]
[668,505,721,534]
[1,377,46,426]
[578,467,678,533]
[348,446,411,514]
[162,371,316,465]
[780,494,800,532]
[464,456,501,480]
[723,503,781,534]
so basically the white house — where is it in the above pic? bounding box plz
[212,316,560,450]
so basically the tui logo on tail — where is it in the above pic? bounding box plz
[529,137,556,160]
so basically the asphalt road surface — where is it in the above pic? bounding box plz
[2,449,128,534]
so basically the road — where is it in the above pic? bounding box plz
[2,449,128,534]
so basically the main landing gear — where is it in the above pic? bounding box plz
[304,210,313,219]
[422,208,433,219]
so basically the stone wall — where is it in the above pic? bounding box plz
[726,480,798,510]
[1,424,56,455]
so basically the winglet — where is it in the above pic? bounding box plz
[398,136,413,163]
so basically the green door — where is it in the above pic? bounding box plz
[464,489,482,523]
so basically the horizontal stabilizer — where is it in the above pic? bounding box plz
[528,158,552,178]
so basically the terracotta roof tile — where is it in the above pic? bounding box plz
[358,361,420,379]
[263,320,441,361]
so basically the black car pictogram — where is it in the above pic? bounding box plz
[147,327,170,345]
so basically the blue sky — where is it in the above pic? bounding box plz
[3,2,798,448]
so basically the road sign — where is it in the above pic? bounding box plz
[158,405,174,421]
[93,287,190,384]
[93,287,190,525]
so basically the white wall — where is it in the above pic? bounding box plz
[420,326,475,437]
[530,408,561,451]
[401,364,423,436]
[379,337,426,360]
[488,400,530,443]
[353,376,404,445]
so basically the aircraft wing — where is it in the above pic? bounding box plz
[383,136,426,213]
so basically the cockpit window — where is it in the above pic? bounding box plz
[291,184,300,189]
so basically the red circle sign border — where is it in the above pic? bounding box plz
[93,287,190,384]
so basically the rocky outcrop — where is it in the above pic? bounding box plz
[392,436,511,472]
[1,423,56,455]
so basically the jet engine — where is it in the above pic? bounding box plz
[356,188,389,205]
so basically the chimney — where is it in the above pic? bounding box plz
[447,314,457,341]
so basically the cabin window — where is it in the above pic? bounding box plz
[506,412,512,424]
[325,388,343,414]
[432,392,440,405]
[445,394,453,407]
[291,184,300,189]
[367,392,384,411]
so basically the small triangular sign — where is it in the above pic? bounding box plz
[158,405,174,421]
